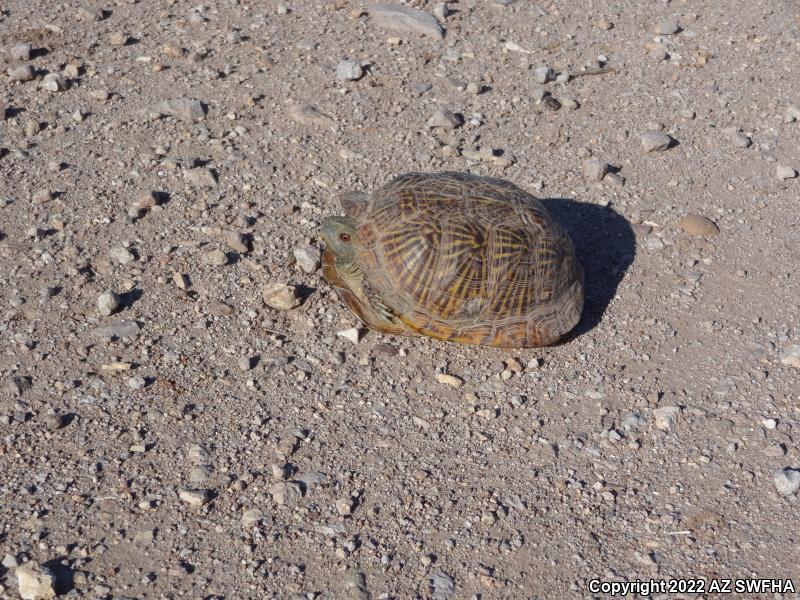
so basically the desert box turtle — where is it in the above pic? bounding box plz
[320,171,584,347]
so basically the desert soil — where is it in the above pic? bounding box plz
[1,0,800,598]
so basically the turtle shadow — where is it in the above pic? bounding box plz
[541,198,635,339]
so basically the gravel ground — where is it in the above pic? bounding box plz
[1,0,800,598]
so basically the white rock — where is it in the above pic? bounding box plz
[335,497,354,515]
[202,249,228,266]
[776,165,798,180]
[262,283,301,310]
[641,131,673,152]
[293,245,321,273]
[178,488,210,506]
[436,373,463,388]
[761,418,777,430]
[652,405,679,431]
[42,73,66,92]
[15,563,56,600]
[335,59,363,81]
[97,290,121,316]
[427,107,462,130]
[109,246,135,265]
[269,481,303,506]
[150,98,205,121]
[533,65,554,84]
[773,468,800,496]
[336,327,362,344]
[371,3,444,40]
[653,19,680,35]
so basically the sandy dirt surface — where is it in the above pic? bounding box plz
[1,0,800,598]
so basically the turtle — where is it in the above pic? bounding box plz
[320,171,584,347]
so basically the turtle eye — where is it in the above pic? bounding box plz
[339,233,351,243]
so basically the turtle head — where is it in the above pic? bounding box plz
[320,216,359,264]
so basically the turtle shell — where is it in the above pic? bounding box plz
[346,171,584,347]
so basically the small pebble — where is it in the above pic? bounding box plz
[262,283,301,310]
[583,157,608,182]
[679,214,719,237]
[202,249,228,266]
[335,497,354,516]
[640,131,673,152]
[294,245,321,273]
[773,468,800,496]
[237,356,253,371]
[427,107,462,130]
[653,19,680,35]
[776,165,798,180]
[241,508,265,526]
[533,65,554,84]
[780,344,800,369]
[9,64,35,82]
[336,59,363,82]
[337,328,362,344]
[184,167,217,188]
[436,373,463,388]
[223,230,248,253]
[652,405,679,431]
[109,246,135,265]
[97,290,121,316]
[178,488,211,506]
[108,32,129,46]
[10,43,32,61]
[269,481,303,506]
[42,73,66,92]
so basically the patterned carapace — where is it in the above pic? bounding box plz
[321,171,584,347]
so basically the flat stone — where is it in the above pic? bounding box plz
[679,214,719,237]
[287,103,337,130]
[262,283,301,310]
[241,508,266,526]
[223,230,249,253]
[773,468,800,496]
[430,571,455,600]
[336,328,362,344]
[641,131,673,152]
[436,373,463,388]
[93,320,141,340]
[342,572,369,600]
[150,98,206,121]
[184,167,217,188]
[371,3,444,40]
[776,165,798,179]
[15,563,56,600]
[178,488,210,506]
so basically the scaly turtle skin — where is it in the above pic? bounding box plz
[320,171,584,347]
